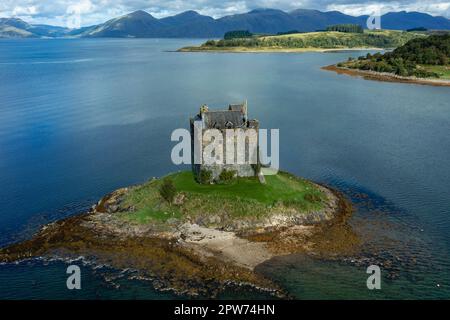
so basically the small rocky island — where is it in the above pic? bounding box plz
[0,171,356,297]
[0,103,359,298]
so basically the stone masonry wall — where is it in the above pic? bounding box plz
[200,128,258,181]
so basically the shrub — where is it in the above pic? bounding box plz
[224,30,253,40]
[304,193,322,203]
[413,69,439,78]
[203,40,216,47]
[348,34,450,78]
[277,30,300,35]
[326,24,363,33]
[159,178,176,203]
[199,169,212,184]
[219,169,237,183]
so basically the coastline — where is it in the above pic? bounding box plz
[0,173,357,298]
[177,46,385,53]
[323,64,450,87]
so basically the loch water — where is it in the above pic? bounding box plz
[0,39,449,299]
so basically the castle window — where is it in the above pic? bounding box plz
[225,121,234,128]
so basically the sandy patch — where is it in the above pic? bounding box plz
[177,223,274,270]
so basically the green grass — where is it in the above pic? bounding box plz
[262,30,415,41]
[118,178,183,224]
[181,30,426,51]
[419,65,450,79]
[338,56,450,81]
[119,171,326,224]
[171,171,322,203]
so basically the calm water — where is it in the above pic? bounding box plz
[0,39,449,299]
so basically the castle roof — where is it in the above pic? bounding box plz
[229,103,245,111]
[203,110,246,129]
[194,102,254,130]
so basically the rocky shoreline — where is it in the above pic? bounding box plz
[0,176,358,298]
[323,64,450,87]
[177,46,384,53]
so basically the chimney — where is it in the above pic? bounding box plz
[200,104,209,114]
[243,100,248,122]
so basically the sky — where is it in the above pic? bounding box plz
[0,0,449,27]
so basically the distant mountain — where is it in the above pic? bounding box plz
[0,17,30,29]
[82,10,167,37]
[74,9,450,38]
[1,9,450,39]
[0,18,35,38]
[380,11,450,30]
[161,10,214,26]
[0,25,34,38]
[289,9,363,31]
[216,8,299,35]
[0,17,70,38]
[80,10,221,38]
[159,10,217,37]
[30,24,70,37]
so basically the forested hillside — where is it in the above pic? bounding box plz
[338,34,450,78]
[191,30,425,51]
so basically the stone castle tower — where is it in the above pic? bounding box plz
[190,101,260,183]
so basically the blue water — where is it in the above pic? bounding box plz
[0,39,449,299]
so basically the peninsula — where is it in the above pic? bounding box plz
[324,33,450,86]
[178,29,425,53]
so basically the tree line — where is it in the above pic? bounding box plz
[340,34,450,78]
[202,31,421,49]
[326,24,364,33]
[224,30,253,40]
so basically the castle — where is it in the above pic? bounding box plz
[190,101,261,183]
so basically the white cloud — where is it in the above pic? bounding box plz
[12,5,38,16]
[65,0,95,28]
[327,1,450,17]
[66,0,93,15]
[0,0,448,27]
[197,1,250,18]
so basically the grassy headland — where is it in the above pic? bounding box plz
[179,30,426,52]
[325,34,450,85]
